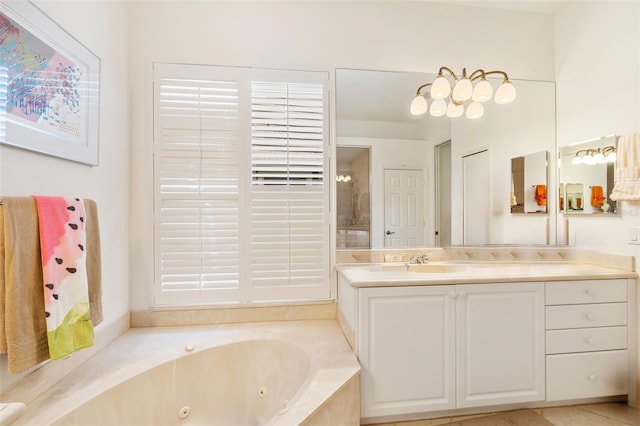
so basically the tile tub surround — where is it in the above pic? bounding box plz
[11,320,360,426]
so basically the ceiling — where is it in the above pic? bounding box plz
[430,1,568,15]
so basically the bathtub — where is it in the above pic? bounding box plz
[13,320,360,425]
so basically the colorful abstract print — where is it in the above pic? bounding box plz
[0,13,84,141]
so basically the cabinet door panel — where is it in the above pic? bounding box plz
[359,286,455,418]
[456,282,545,408]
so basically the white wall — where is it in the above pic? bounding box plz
[555,1,640,251]
[128,1,555,310]
[0,0,130,385]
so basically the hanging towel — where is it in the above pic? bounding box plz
[590,185,606,207]
[610,133,640,201]
[0,197,50,374]
[534,184,547,206]
[33,196,94,360]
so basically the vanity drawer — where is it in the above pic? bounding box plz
[545,326,627,354]
[546,350,629,401]
[545,279,627,305]
[546,303,627,330]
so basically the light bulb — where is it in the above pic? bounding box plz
[495,80,516,104]
[606,151,617,163]
[446,101,464,118]
[430,76,451,99]
[429,99,447,117]
[594,151,605,163]
[583,154,596,165]
[472,79,493,102]
[452,78,473,102]
[572,156,582,165]
[410,95,428,115]
[465,102,484,119]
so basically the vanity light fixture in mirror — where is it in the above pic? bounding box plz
[559,134,618,215]
[410,66,516,120]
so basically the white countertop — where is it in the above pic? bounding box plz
[337,261,638,288]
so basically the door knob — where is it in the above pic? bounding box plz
[385,230,395,235]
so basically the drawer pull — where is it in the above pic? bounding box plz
[585,288,595,296]
[587,374,597,382]
[585,313,596,321]
[586,337,596,345]
[449,292,457,299]
[458,291,467,299]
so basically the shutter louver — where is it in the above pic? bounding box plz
[155,65,242,304]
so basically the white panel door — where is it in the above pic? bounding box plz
[384,169,425,247]
[462,150,490,245]
[456,282,545,408]
[358,286,456,419]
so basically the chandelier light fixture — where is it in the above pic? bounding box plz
[572,146,617,165]
[410,66,517,119]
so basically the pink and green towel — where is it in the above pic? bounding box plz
[33,196,94,359]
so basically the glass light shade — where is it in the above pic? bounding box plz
[472,79,493,102]
[452,78,473,102]
[594,151,606,163]
[465,101,484,119]
[429,99,447,117]
[430,76,451,99]
[583,154,596,165]
[572,155,582,165]
[410,95,428,115]
[495,81,517,104]
[606,151,617,163]
[446,102,464,118]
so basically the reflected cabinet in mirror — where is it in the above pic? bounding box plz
[336,68,557,248]
[559,135,618,215]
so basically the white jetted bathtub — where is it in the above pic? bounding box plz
[13,320,360,425]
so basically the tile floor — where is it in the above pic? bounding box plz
[365,402,639,426]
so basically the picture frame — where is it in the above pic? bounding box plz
[0,1,100,166]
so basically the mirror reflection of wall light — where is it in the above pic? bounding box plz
[572,146,616,165]
[336,174,352,182]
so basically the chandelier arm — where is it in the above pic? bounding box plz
[438,66,458,80]
[476,70,510,82]
[415,82,432,96]
[468,69,486,81]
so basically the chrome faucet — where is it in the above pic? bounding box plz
[403,254,430,264]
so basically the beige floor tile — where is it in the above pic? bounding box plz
[574,403,639,426]
[394,417,451,426]
[449,413,492,422]
[451,409,552,425]
[542,406,628,426]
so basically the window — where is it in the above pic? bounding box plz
[153,63,330,306]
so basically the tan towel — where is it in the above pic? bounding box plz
[0,197,49,374]
[610,133,640,201]
[0,197,103,374]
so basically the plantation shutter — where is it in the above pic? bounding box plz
[153,64,329,306]
[249,75,329,301]
[153,63,247,305]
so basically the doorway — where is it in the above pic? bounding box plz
[435,141,452,247]
[384,169,425,247]
[462,149,490,245]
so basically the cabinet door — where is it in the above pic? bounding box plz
[358,286,455,419]
[456,282,545,408]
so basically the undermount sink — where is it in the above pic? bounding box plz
[369,263,469,273]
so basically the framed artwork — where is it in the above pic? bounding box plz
[0,1,100,166]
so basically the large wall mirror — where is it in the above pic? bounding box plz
[336,68,557,248]
[559,135,618,215]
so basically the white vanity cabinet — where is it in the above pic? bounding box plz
[356,282,545,419]
[545,279,632,401]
